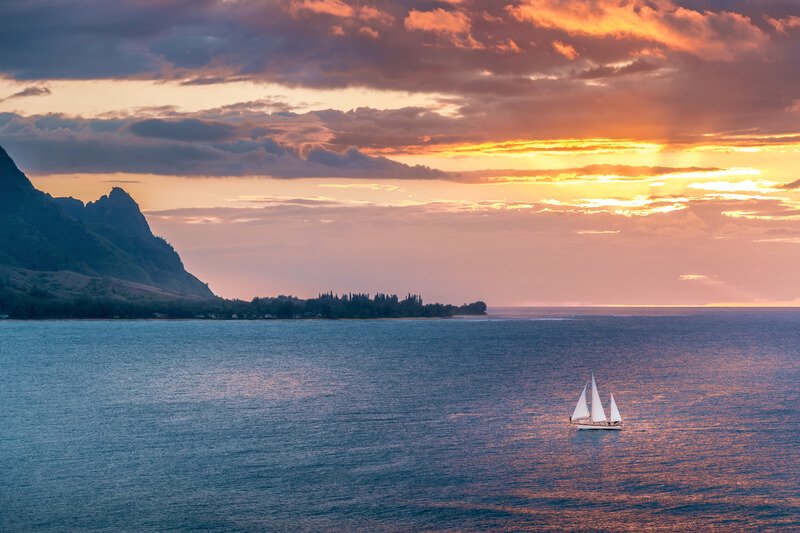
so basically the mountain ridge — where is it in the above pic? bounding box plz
[0,145,214,306]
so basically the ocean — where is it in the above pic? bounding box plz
[2,309,799,531]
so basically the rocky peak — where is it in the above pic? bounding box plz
[83,187,153,238]
[0,145,35,195]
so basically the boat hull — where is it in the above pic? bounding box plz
[571,421,622,430]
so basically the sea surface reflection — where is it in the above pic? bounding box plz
[1,310,799,531]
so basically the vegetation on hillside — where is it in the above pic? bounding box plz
[0,283,487,319]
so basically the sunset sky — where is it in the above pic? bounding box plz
[2,0,800,305]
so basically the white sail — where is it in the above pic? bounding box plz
[590,374,607,422]
[571,382,590,420]
[609,393,622,423]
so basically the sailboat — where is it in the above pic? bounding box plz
[569,374,622,430]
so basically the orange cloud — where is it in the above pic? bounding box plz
[403,8,482,48]
[552,40,579,60]
[687,132,800,153]
[404,8,471,34]
[289,0,393,24]
[494,39,522,54]
[290,0,354,18]
[507,0,766,60]
[402,138,663,156]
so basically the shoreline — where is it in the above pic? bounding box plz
[0,314,487,322]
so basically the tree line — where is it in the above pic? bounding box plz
[0,285,487,319]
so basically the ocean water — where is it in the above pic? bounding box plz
[1,309,799,531]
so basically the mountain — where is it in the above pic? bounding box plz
[0,145,485,319]
[0,145,214,313]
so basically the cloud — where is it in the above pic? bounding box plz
[765,15,800,35]
[552,40,579,60]
[403,8,482,48]
[358,5,393,24]
[289,0,355,18]
[679,273,715,281]
[575,229,619,235]
[753,237,800,244]
[576,59,659,79]
[178,76,252,86]
[0,0,797,145]
[1,85,51,101]
[779,179,800,190]
[404,8,471,35]
[1,103,781,184]
[318,183,401,191]
[493,39,522,54]
[129,118,237,141]
[507,0,767,60]
[687,180,779,193]
[288,0,393,24]
[455,164,725,183]
[0,111,447,179]
[358,26,379,39]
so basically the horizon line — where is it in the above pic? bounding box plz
[491,303,800,309]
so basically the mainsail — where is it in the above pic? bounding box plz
[571,382,590,420]
[609,393,622,423]
[590,375,607,422]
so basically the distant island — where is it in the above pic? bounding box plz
[0,146,486,319]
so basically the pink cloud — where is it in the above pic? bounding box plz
[766,15,800,35]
